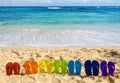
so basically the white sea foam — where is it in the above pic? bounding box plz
[48,7,61,10]
[0,28,120,46]
[0,24,120,46]
[0,22,4,26]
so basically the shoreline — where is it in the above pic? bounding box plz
[0,46,120,47]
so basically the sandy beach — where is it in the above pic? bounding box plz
[0,46,120,83]
[0,5,120,83]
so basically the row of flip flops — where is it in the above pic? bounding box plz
[6,60,115,76]
[68,60,115,76]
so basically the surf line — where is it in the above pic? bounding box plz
[6,60,115,76]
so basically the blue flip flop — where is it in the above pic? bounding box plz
[75,60,82,75]
[68,60,74,75]
[85,60,92,76]
[92,60,99,76]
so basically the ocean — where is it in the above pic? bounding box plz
[0,6,120,46]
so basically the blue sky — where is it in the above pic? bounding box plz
[0,0,120,6]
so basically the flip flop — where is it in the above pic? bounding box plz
[68,60,74,75]
[31,61,38,74]
[13,62,20,75]
[100,61,107,76]
[53,60,60,74]
[75,60,82,75]
[92,60,99,76]
[38,59,46,73]
[6,62,13,76]
[85,60,92,76]
[24,60,32,75]
[61,60,68,74]
[46,60,53,74]
[108,61,115,76]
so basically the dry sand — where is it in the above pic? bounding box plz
[0,46,120,83]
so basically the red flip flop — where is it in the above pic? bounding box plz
[6,62,13,76]
[13,62,20,75]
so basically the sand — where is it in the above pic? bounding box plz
[0,46,120,83]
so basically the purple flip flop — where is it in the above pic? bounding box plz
[100,61,107,76]
[108,61,115,76]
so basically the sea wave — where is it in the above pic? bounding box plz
[0,22,5,26]
[0,29,120,46]
[7,28,120,34]
[47,7,61,10]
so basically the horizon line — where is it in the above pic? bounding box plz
[0,5,120,7]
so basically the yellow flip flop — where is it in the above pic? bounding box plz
[38,59,46,73]
[46,60,53,74]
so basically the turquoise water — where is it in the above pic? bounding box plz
[0,6,120,46]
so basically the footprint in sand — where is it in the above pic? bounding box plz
[95,78,102,83]
[51,77,61,83]
[108,76,115,83]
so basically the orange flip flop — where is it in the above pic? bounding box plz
[23,60,32,75]
[13,62,20,75]
[31,60,38,74]
[6,62,13,76]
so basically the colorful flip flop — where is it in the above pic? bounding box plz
[61,60,68,74]
[54,60,60,74]
[100,61,107,76]
[38,59,46,73]
[108,61,115,76]
[75,60,82,75]
[24,60,32,75]
[46,60,53,74]
[31,61,38,74]
[68,60,74,75]
[6,62,13,76]
[13,62,20,75]
[92,60,99,76]
[85,60,92,76]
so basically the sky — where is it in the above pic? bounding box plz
[0,0,120,6]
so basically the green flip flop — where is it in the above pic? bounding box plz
[54,60,61,74]
[61,60,68,74]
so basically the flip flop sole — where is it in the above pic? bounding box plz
[61,60,68,74]
[31,61,38,74]
[92,60,99,76]
[75,60,82,75]
[6,62,13,76]
[46,60,53,74]
[38,59,46,73]
[108,61,115,76]
[24,60,32,74]
[85,60,92,76]
[54,60,61,74]
[100,61,107,76]
[68,60,74,75]
[13,62,20,75]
